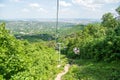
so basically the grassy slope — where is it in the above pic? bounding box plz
[59,24,85,36]
[62,59,120,80]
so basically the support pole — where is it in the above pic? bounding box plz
[56,0,61,64]
[55,0,59,43]
[58,43,61,63]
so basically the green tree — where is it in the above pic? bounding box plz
[115,5,120,36]
[0,22,60,80]
[116,6,120,15]
[0,23,29,80]
[101,13,117,28]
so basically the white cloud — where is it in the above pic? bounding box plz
[29,3,40,8]
[60,1,72,7]
[10,0,24,2]
[22,8,29,12]
[105,0,120,3]
[72,0,120,10]
[0,4,5,8]
[72,0,103,10]
[37,8,48,13]
[60,8,70,13]
[28,3,47,13]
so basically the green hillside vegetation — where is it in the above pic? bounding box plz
[62,6,120,80]
[5,21,74,35]
[0,23,67,80]
[0,5,120,80]
[15,33,55,42]
[62,59,120,80]
[59,24,85,36]
[3,21,79,42]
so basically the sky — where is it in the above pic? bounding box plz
[0,0,120,19]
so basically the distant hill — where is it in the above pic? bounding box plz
[1,21,75,35]
[0,18,100,24]
[0,19,99,42]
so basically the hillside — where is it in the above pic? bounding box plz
[0,5,120,80]
[0,23,67,80]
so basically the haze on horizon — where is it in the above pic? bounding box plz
[0,0,120,20]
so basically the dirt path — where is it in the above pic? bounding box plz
[55,64,70,80]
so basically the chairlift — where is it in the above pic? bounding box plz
[73,47,80,55]
[55,43,62,50]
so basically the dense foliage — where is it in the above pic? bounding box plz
[0,5,120,80]
[0,23,60,80]
[62,6,120,80]
[64,6,120,62]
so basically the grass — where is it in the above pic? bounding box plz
[62,59,120,80]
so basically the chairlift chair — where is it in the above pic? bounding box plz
[73,47,80,55]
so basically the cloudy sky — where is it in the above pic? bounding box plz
[0,0,120,19]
